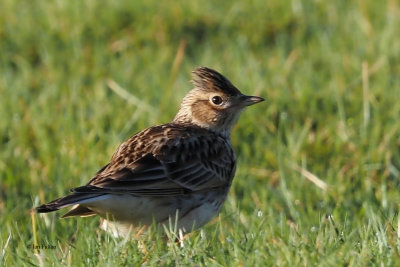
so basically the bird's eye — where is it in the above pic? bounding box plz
[211,96,223,105]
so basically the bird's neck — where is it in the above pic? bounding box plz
[172,115,232,139]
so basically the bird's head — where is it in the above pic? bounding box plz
[173,67,264,135]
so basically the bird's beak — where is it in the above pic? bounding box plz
[239,95,265,106]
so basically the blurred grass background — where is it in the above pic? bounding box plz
[1,0,400,265]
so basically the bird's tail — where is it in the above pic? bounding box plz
[36,193,104,213]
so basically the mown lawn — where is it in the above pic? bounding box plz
[1,0,400,266]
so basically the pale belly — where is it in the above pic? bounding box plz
[84,191,227,236]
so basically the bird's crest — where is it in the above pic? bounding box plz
[191,67,241,96]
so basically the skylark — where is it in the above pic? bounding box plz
[36,67,264,236]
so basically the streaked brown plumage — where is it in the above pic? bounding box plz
[36,67,264,236]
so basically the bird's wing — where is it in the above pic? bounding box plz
[72,124,236,196]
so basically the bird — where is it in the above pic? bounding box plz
[36,67,264,237]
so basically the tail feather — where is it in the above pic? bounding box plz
[36,193,104,213]
[61,205,96,218]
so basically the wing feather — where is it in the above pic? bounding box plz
[73,124,236,196]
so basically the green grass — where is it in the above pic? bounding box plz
[1,0,400,265]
